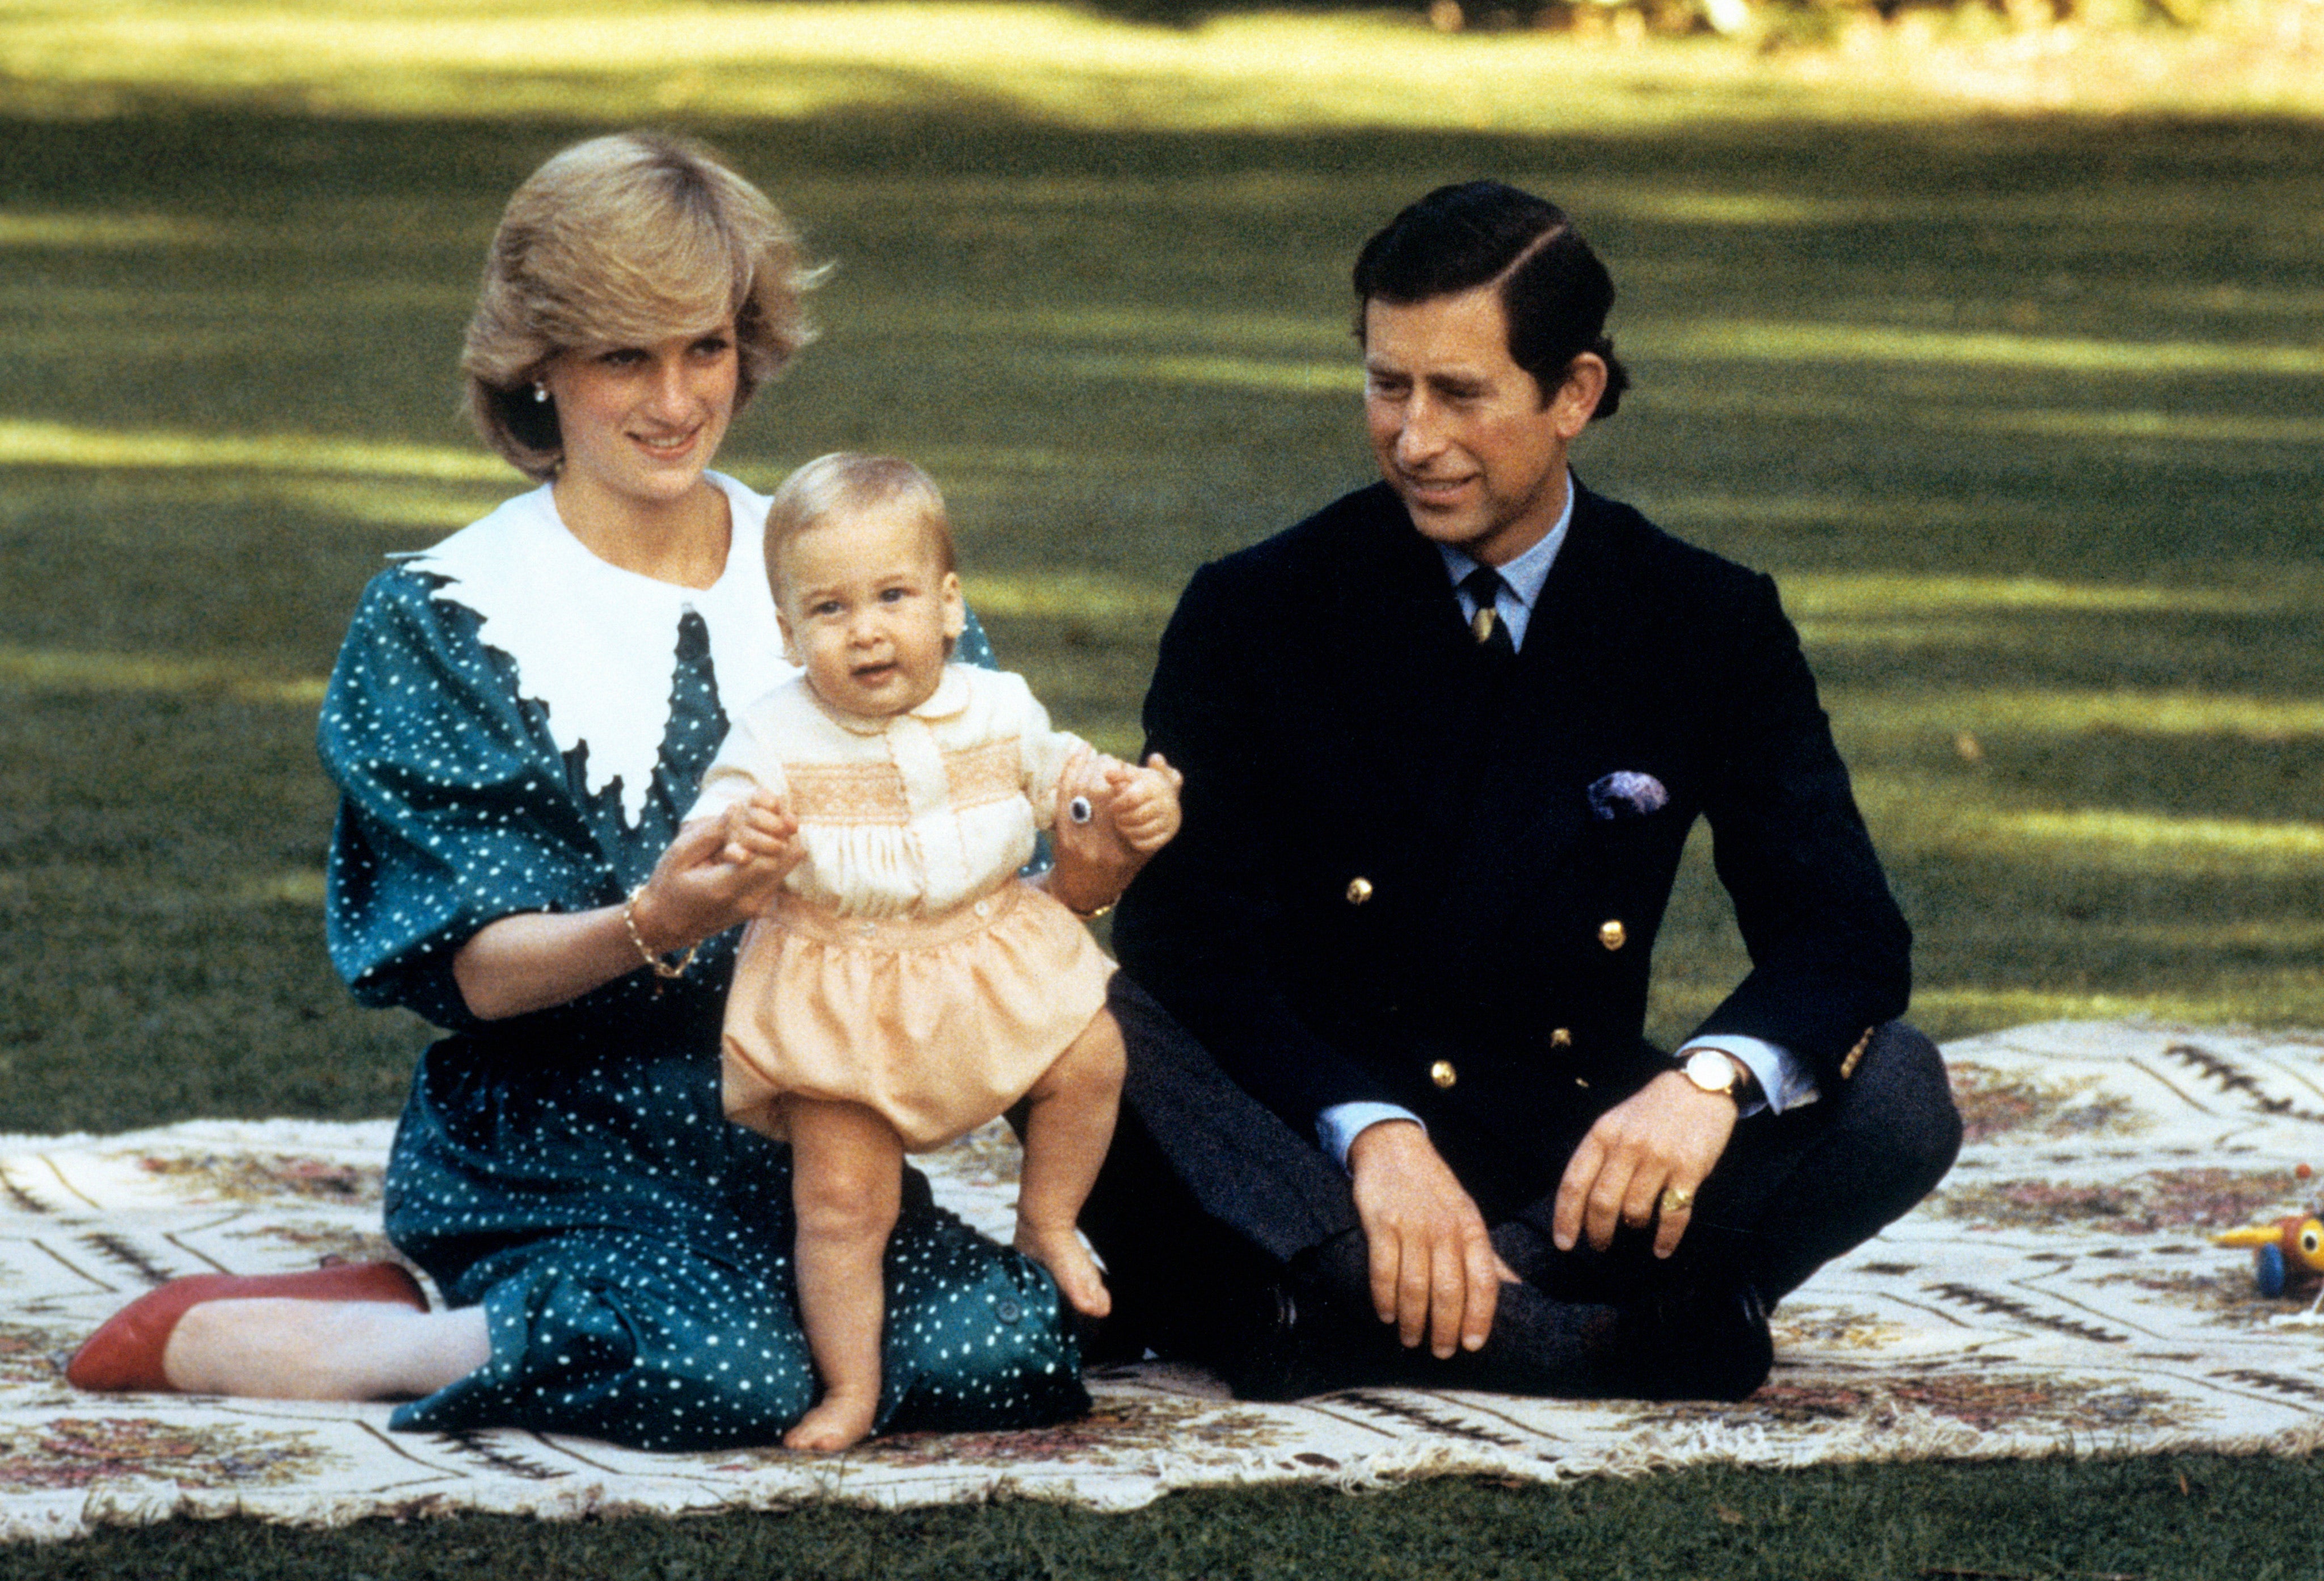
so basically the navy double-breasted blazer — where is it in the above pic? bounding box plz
[1112,479,1911,1219]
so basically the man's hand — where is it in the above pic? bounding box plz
[1346,1121,1518,1358]
[1552,1071,1737,1260]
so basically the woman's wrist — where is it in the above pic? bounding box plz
[621,884,700,977]
[1042,865,1122,921]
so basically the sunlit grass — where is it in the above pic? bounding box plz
[1656,981,2324,1033]
[899,305,1342,354]
[5,0,2321,130]
[0,1,1823,129]
[0,211,224,247]
[1645,392,2324,451]
[1843,688,2324,742]
[0,419,507,481]
[0,468,500,536]
[1015,334,2324,406]
[1856,771,2324,876]
[1787,574,2296,619]
[0,643,324,703]
[1788,575,2324,661]
[1910,985,2324,1028]
[958,572,1177,624]
[1657,319,2324,378]
[1066,353,1359,395]
[2100,918,2324,951]
[1950,408,2324,448]
[233,869,326,906]
[1977,807,2324,862]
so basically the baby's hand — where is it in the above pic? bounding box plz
[646,789,800,942]
[717,789,802,880]
[1101,753,1183,855]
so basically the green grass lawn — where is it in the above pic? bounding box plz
[11,1455,2324,1579]
[6,107,2320,1132]
[3,6,2323,1573]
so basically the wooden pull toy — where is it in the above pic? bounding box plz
[2214,1163,2324,1314]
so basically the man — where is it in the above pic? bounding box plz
[1087,182,1961,1402]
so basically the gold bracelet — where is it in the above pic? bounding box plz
[1067,899,1115,922]
[622,885,700,981]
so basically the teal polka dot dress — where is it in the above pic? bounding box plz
[318,483,1084,1450]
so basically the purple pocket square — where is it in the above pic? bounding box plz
[1588,771,1669,821]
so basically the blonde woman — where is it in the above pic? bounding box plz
[66,132,1132,1449]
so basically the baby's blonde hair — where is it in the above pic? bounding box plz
[764,452,958,609]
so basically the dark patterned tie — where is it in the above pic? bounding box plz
[1461,566,1517,661]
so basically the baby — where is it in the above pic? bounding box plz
[686,452,1180,1452]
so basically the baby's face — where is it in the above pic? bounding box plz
[775,503,964,719]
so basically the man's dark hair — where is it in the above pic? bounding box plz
[1353,180,1630,418]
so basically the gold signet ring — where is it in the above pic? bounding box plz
[1658,1185,1695,1215]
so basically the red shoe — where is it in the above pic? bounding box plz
[65,1261,430,1393]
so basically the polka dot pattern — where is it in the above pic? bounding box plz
[319,566,1080,1450]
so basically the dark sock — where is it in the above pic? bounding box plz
[1406,1280,1623,1395]
[1283,1226,1626,1397]
[1489,1218,1559,1287]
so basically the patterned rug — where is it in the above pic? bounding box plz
[7,1019,2324,1542]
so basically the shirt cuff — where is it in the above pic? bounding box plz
[1317,1101,1425,1174]
[1681,1036,1818,1117]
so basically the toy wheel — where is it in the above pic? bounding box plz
[2256,1243,2289,1298]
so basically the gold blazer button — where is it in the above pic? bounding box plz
[1551,1027,1573,1049]
[1429,1059,1458,1089]
[1346,877,1374,905]
[1598,919,1627,950]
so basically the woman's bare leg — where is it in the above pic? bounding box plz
[163,1302,490,1400]
[785,1097,904,1452]
[1014,1008,1126,1319]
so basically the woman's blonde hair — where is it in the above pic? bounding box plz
[461,131,822,480]
[764,452,957,608]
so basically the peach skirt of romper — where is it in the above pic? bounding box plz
[721,878,1114,1152]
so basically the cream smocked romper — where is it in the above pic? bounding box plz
[688,665,1115,1151]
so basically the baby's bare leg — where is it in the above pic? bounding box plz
[1014,1008,1126,1319]
[785,1098,904,1452]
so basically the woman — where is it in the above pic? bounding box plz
[66,131,1132,1450]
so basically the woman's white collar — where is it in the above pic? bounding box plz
[403,473,793,826]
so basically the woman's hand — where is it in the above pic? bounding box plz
[630,791,801,952]
[1044,747,1182,916]
[454,788,798,1021]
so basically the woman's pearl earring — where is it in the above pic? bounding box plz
[532,383,550,404]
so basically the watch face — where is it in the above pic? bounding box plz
[1684,1049,1736,1094]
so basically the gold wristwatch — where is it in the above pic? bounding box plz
[1679,1046,1746,1100]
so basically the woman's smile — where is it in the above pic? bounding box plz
[546,324,739,523]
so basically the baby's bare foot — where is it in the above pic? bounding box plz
[785,1391,876,1452]
[1015,1222,1113,1319]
